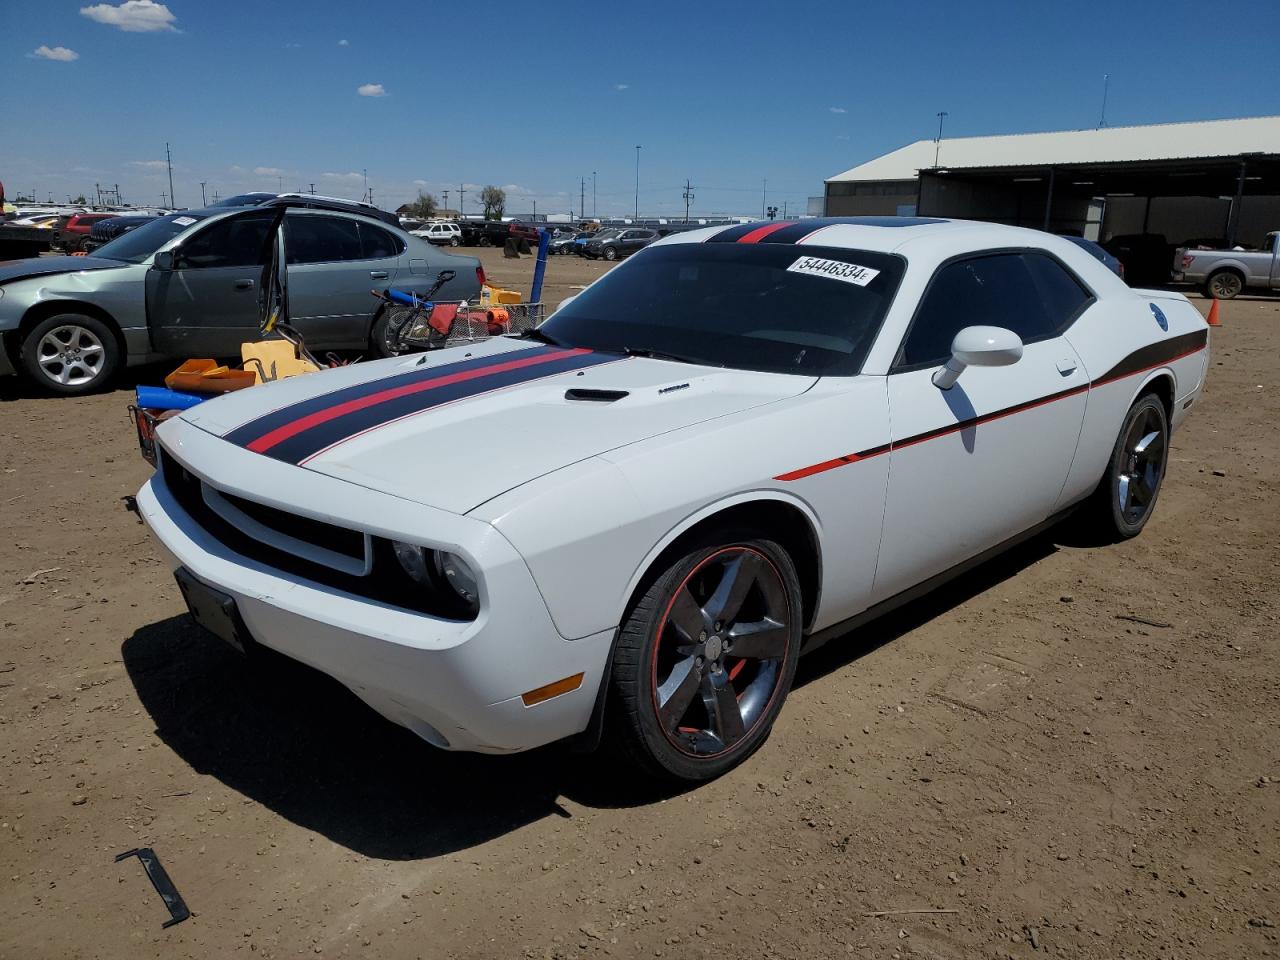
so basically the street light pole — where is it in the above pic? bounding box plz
[165,142,175,208]
[592,171,597,218]
[934,111,948,167]
[634,146,641,220]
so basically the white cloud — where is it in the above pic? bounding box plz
[835,134,850,141]
[412,179,430,187]
[614,83,629,91]
[322,172,364,181]
[357,83,385,97]
[80,0,178,32]
[829,106,846,114]
[254,166,285,177]
[229,165,246,174]
[500,184,528,194]
[338,39,349,46]
[130,159,168,170]
[284,42,302,49]
[32,45,80,61]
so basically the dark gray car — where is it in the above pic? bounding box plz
[0,206,482,394]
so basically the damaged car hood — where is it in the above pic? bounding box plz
[182,338,816,514]
[0,256,126,285]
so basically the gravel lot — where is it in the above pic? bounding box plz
[1,254,1277,959]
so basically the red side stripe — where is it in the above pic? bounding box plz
[736,222,792,244]
[246,348,592,454]
[773,345,1206,482]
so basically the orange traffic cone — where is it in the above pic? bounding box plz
[1206,299,1221,327]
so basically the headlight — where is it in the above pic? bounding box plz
[392,541,480,616]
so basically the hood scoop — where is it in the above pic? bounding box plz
[564,387,629,403]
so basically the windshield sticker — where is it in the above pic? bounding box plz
[172,216,197,226]
[786,256,879,287]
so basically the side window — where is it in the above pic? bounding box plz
[898,253,1057,369]
[360,223,405,259]
[1024,252,1092,329]
[177,213,272,269]
[286,215,364,264]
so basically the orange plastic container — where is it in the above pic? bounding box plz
[165,359,257,394]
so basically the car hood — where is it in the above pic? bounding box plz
[182,338,815,514]
[0,256,126,284]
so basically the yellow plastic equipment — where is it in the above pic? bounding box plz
[479,284,523,306]
[240,339,320,384]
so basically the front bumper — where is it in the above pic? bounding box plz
[135,421,613,754]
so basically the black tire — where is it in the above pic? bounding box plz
[1205,269,1243,300]
[368,306,415,359]
[1082,393,1170,541]
[449,237,460,247]
[603,246,618,261]
[478,236,492,248]
[19,312,120,395]
[606,531,802,782]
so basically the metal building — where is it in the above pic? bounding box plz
[825,115,1280,249]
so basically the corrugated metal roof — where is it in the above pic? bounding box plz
[827,115,1280,183]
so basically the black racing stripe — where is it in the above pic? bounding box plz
[703,222,767,243]
[1093,329,1207,386]
[263,350,621,465]
[754,222,817,244]
[224,344,561,447]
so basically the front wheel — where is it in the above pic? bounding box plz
[607,534,802,782]
[603,246,618,261]
[1082,393,1170,541]
[19,313,120,395]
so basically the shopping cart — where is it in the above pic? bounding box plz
[373,284,546,354]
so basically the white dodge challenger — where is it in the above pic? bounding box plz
[137,217,1209,782]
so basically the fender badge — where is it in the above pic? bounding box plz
[1149,303,1168,331]
[658,382,690,395]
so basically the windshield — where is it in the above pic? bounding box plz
[92,213,209,263]
[539,242,905,375]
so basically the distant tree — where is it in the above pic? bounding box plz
[404,191,438,219]
[480,185,506,220]
[72,194,87,205]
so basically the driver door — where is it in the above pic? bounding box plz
[146,210,273,358]
[871,251,1092,602]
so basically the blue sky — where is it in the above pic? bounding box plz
[4,0,1279,216]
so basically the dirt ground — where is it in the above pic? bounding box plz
[1,252,1277,960]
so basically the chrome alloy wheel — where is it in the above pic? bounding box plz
[651,547,791,757]
[1116,405,1166,525]
[36,324,106,387]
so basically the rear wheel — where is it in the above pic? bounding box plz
[369,306,415,358]
[1206,269,1243,300]
[607,533,802,782]
[19,312,120,395]
[1082,393,1169,541]
[449,237,460,247]
[603,246,618,261]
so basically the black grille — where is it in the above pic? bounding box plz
[157,448,470,619]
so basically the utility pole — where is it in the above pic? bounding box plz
[634,146,641,220]
[278,175,283,192]
[592,171,597,218]
[95,182,102,206]
[532,199,537,220]
[1098,74,1110,128]
[161,191,168,208]
[682,178,695,222]
[458,183,466,217]
[580,177,585,221]
[442,189,449,213]
[783,200,788,219]
[368,187,374,207]
[309,183,316,195]
[934,111,948,167]
[761,179,767,219]
[165,142,176,208]
[200,181,207,206]
[362,168,368,202]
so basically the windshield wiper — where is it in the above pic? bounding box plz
[619,346,720,367]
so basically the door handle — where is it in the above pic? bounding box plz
[369,270,389,280]
[234,279,254,290]
[1056,358,1077,375]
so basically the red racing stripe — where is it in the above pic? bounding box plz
[736,222,793,244]
[246,348,593,454]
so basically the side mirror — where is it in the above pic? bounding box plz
[153,250,175,271]
[931,325,1023,390]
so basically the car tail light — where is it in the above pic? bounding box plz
[1181,254,1194,269]
[476,265,486,287]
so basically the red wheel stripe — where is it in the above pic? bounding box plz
[245,348,592,454]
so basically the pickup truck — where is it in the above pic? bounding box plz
[1175,231,1280,299]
